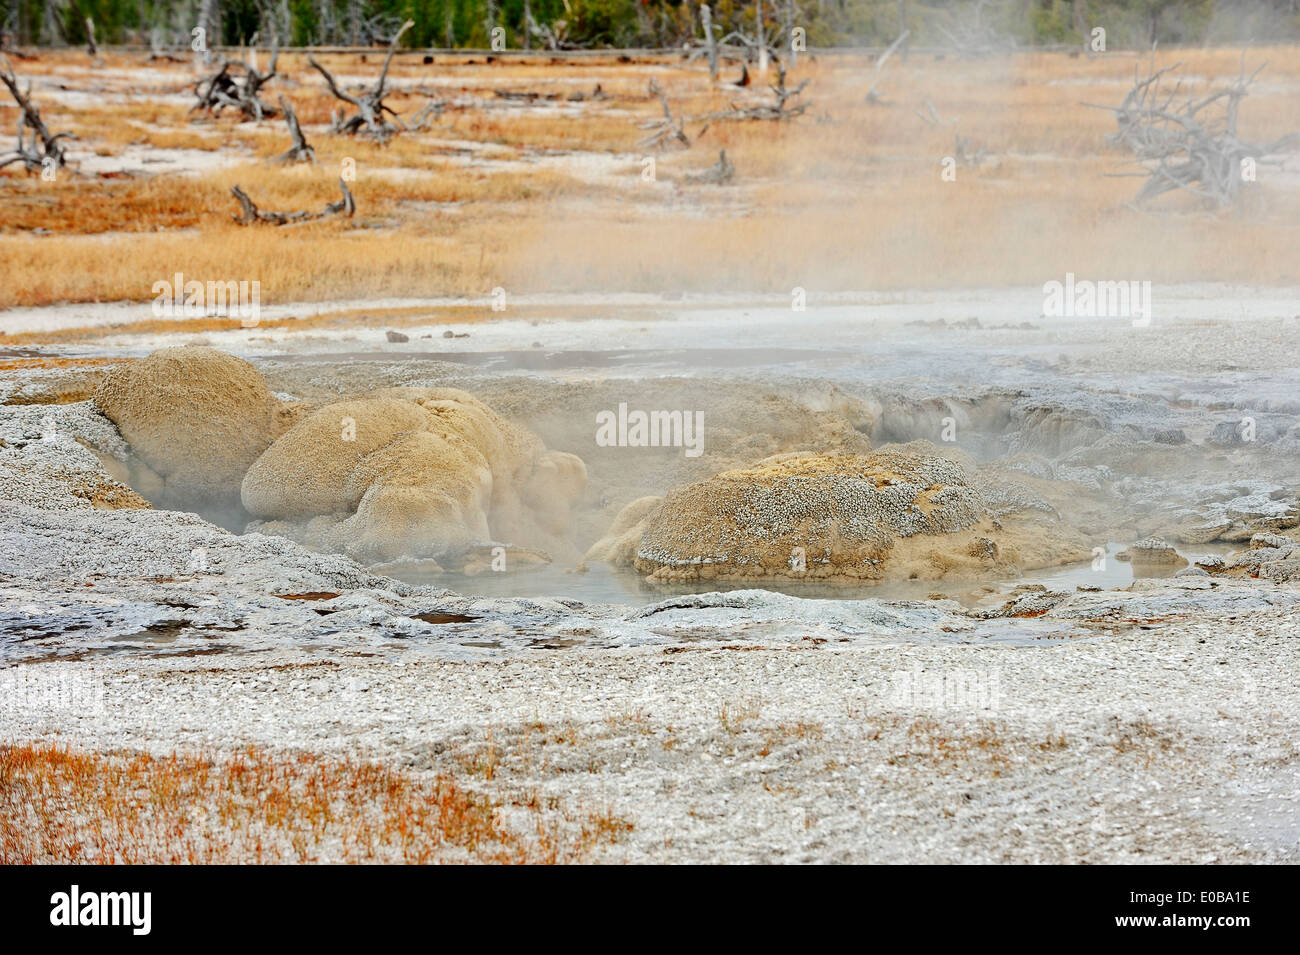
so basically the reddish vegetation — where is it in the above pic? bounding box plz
[0,741,631,864]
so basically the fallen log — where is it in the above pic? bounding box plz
[231,179,355,226]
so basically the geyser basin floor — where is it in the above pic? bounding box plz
[3,287,1300,863]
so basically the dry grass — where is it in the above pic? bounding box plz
[0,740,631,864]
[2,46,1298,325]
[892,717,1072,775]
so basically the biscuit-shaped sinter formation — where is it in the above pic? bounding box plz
[93,346,297,509]
[242,387,586,564]
[588,442,1089,582]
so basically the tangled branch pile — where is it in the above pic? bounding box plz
[192,45,281,121]
[1096,60,1299,207]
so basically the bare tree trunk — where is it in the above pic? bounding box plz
[316,0,333,45]
[40,0,59,46]
[701,4,717,81]
[523,0,531,50]
[897,0,909,59]
[785,0,796,69]
[198,0,220,57]
[756,0,768,76]
[348,0,361,46]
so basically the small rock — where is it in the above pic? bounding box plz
[1249,532,1295,550]
[385,330,409,343]
[1116,538,1187,567]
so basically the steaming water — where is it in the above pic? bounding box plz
[384,543,1236,610]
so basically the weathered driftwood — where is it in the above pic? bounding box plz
[407,100,446,132]
[865,30,909,105]
[0,60,74,173]
[685,148,734,185]
[231,178,355,226]
[308,19,413,143]
[1088,59,1300,207]
[713,62,809,121]
[916,98,955,127]
[638,87,691,151]
[193,42,281,122]
[273,96,315,164]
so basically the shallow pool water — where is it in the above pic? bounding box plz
[384,542,1234,609]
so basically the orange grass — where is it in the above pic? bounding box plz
[0,740,631,864]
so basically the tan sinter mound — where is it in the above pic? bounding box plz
[93,346,297,508]
[587,442,1089,582]
[242,387,586,564]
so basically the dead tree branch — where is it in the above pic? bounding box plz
[308,19,413,143]
[407,99,446,132]
[1087,58,1299,207]
[273,96,315,164]
[638,86,691,151]
[230,178,355,226]
[193,40,281,122]
[865,30,910,105]
[916,99,956,127]
[685,148,734,184]
[710,62,809,121]
[0,59,74,174]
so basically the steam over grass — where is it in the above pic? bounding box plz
[2,46,1298,323]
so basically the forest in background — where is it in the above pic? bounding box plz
[2,0,1299,54]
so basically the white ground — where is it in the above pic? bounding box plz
[2,290,1299,863]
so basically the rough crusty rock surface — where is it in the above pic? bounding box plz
[93,347,297,509]
[243,387,587,565]
[0,402,149,512]
[1201,533,1300,582]
[1116,537,1188,568]
[590,442,1089,582]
